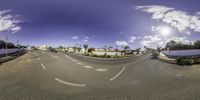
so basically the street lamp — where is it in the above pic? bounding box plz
[17,40,19,53]
[5,36,8,57]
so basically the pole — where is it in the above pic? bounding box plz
[5,36,8,57]
[17,40,19,53]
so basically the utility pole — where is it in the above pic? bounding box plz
[17,40,19,53]
[5,36,8,57]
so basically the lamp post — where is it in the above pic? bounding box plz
[17,40,19,53]
[5,36,8,57]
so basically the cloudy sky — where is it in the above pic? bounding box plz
[0,0,200,49]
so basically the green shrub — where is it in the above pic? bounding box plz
[191,57,199,64]
[106,55,111,58]
[177,57,194,65]
[83,54,90,56]
[151,51,159,59]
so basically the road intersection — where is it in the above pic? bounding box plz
[0,50,200,100]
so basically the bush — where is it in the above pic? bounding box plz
[176,57,196,65]
[191,57,199,64]
[151,51,159,59]
[83,54,90,56]
[105,55,111,58]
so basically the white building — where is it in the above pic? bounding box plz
[38,45,48,50]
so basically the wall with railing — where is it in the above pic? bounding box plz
[0,49,23,57]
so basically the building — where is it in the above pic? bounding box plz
[38,45,49,50]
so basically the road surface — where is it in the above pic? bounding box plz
[0,50,200,100]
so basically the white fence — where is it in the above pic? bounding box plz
[0,49,22,55]
[92,51,122,56]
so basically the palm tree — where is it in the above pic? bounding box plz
[115,45,118,56]
[108,46,113,51]
[124,46,130,56]
[83,44,88,54]
[194,40,200,49]
[135,48,141,55]
[104,46,108,57]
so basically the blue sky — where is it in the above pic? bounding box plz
[0,0,200,49]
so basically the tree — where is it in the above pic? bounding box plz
[72,46,76,52]
[135,48,141,55]
[88,48,95,54]
[166,40,176,50]
[83,44,88,54]
[76,47,82,53]
[7,42,15,48]
[103,46,108,57]
[124,46,130,56]
[108,46,113,51]
[58,45,64,49]
[194,40,200,49]
[0,40,6,49]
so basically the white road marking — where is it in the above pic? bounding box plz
[65,55,71,59]
[77,62,82,65]
[176,74,182,77]
[95,68,108,72]
[55,77,86,87]
[110,66,126,81]
[41,63,47,70]
[82,66,94,69]
[72,59,77,62]
[65,54,94,69]
[65,55,77,62]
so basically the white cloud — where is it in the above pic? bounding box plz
[196,11,200,16]
[84,36,90,39]
[166,36,190,44]
[83,36,90,42]
[129,36,140,43]
[116,40,128,47]
[136,5,200,33]
[0,10,21,33]
[83,39,88,42]
[141,34,191,48]
[141,35,162,47]
[72,36,79,39]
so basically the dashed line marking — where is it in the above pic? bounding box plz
[55,77,86,87]
[41,63,47,70]
[82,66,94,69]
[95,68,108,72]
[110,66,126,81]
[77,62,82,65]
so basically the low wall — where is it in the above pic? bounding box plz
[0,49,23,57]
[92,51,122,56]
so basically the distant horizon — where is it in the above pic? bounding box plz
[0,0,200,49]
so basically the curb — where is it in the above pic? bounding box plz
[158,56,177,64]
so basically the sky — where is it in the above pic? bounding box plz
[0,0,200,49]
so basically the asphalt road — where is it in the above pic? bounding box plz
[0,50,200,100]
